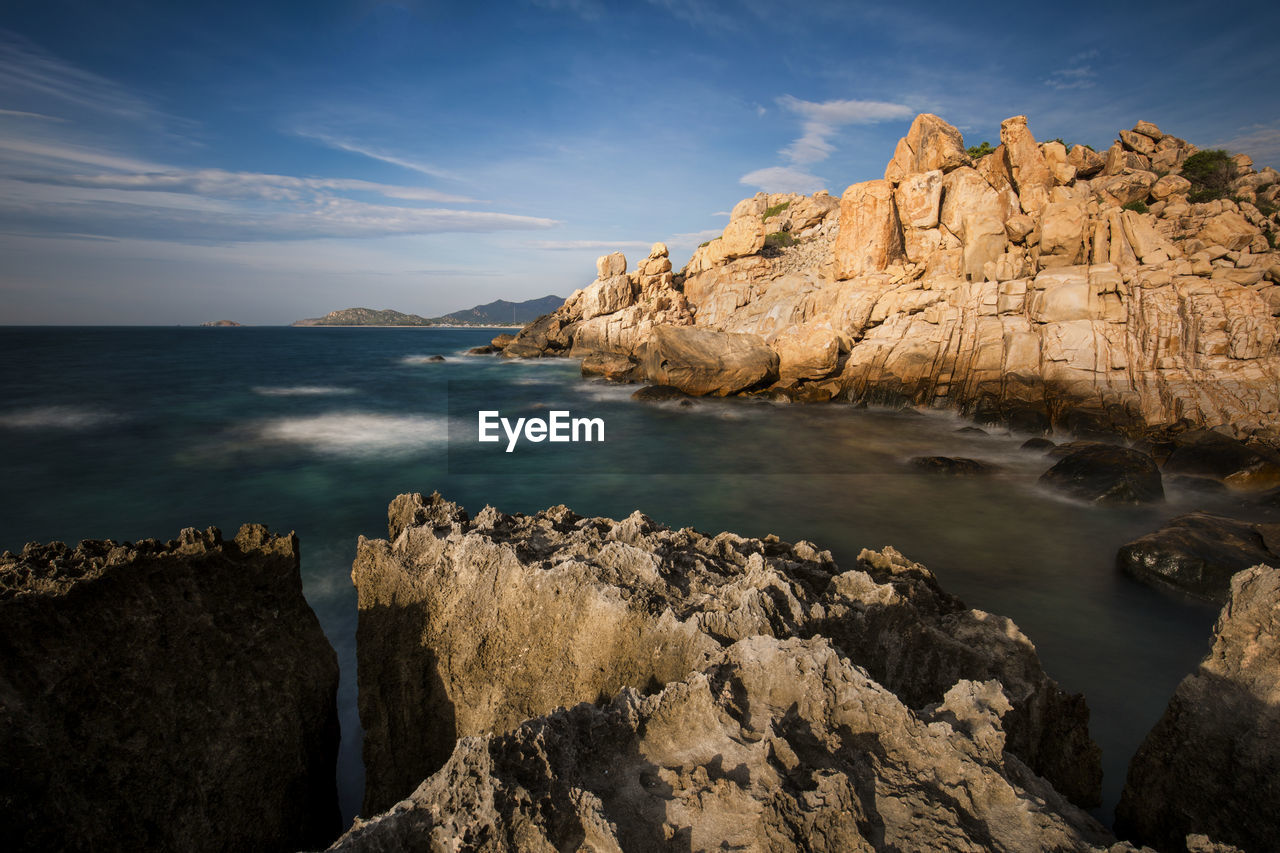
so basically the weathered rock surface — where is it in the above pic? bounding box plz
[638,324,779,396]
[506,112,1280,443]
[1116,565,1280,852]
[0,526,341,853]
[910,455,997,476]
[1117,512,1280,601]
[1038,443,1165,504]
[1160,428,1280,491]
[352,493,1102,817]
[334,635,1115,853]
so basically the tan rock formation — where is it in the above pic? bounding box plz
[834,179,903,278]
[883,112,972,182]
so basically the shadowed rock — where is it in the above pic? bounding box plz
[1117,512,1280,602]
[1039,443,1164,504]
[0,525,341,853]
[352,492,1102,815]
[1116,565,1280,852]
[331,636,1114,852]
[910,455,997,476]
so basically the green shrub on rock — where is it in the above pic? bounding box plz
[1181,149,1236,202]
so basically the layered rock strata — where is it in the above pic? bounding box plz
[0,526,341,852]
[352,492,1101,817]
[1116,565,1280,852]
[501,114,1280,440]
[334,635,1115,852]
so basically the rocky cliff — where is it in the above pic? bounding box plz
[352,492,1101,819]
[334,636,1116,853]
[0,525,341,852]
[1115,564,1280,853]
[503,113,1280,439]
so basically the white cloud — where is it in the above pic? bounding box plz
[527,239,652,250]
[1044,50,1099,90]
[297,130,462,182]
[739,166,826,194]
[777,95,914,165]
[1215,124,1280,168]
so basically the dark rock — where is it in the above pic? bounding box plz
[1116,565,1280,852]
[0,526,341,852]
[631,384,691,402]
[426,354,445,362]
[579,351,636,382]
[638,325,779,396]
[1161,429,1280,491]
[1166,475,1228,494]
[955,425,988,435]
[465,345,496,355]
[910,456,997,476]
[1022,437,1056,451]
[501,313,573,358]
[1039,443,1164,504]
[1116,512,1280,602]
[779,383,835,403]
[331,636,1114,853]
[352,493,1102,815]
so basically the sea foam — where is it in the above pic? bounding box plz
[0,405,121,430]
[253,412,445,456]
[252,386,356,397]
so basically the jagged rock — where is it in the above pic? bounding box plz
[490,333,515,348]
[1116,565,1280,852]
[910,455,997,475]
[352,493,1103,815]
[1068,144,1106,178]
[0,526,341,852]
[1116,512,1280,601]
[1001,115,1054,215]
[884,112,972,182]
[1038,443,1164,504]
[596,252,626,278]
[1151,173,1192,200]
[333,635,1114,853]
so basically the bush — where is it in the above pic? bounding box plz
[967,141,994,159]
[1255,198,1278,217]
[762,201,791,220]
[1180,149,1235,202]
[763,231,796,248]
[1122,200,1149,214]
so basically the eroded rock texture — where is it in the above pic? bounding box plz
[352,492,1101,817]
[0,525,341,853]
[333,636,1114,853]
[1116,565,1280,852]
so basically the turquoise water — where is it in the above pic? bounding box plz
[2,326,1266,825]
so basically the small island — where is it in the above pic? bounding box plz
[199,320,242,327]
[293,296,564,328]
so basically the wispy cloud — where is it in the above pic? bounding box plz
[527,239,652,250]
[1215,123,1280,167]
[298,130,463,182]
[736,94,912,194]
[0,108,66,122]
[1044,49,1099,90]
[776,95,914,165]
[0,30,169,124]
[667,228,723,247]
[739,165,826,194]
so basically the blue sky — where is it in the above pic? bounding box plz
[1,0,1277,324]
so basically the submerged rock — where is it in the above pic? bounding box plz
[1116,512,1280,602]
[1160,429,1280,491]
[331,636,1113,852]
[1116,565,1280,852]
[1038,443,1164,504]
[352,492,1102,816]
[0,525,341,853]
[630,384,691,402]
[910,455,997,476]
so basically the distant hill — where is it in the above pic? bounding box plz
[435,295,564,325]
[293,308,433,327]
[200,320,242,327]
[293,295,564,327]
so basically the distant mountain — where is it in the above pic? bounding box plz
[435,295,564,326]
[293,296,564,327]
[199,320,242,327]
[293,308,433,327]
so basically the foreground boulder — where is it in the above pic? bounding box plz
[332,636,1114,852]
[1116,565,1280,852]
[1038,443,1164,504]
[352,493,1101,815]
[0,526,341,853]
[1117,512,1280,601]
[638,325,780,396]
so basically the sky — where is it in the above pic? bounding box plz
[1,0,1277,324]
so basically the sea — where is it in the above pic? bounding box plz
[1,325,1269,826]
